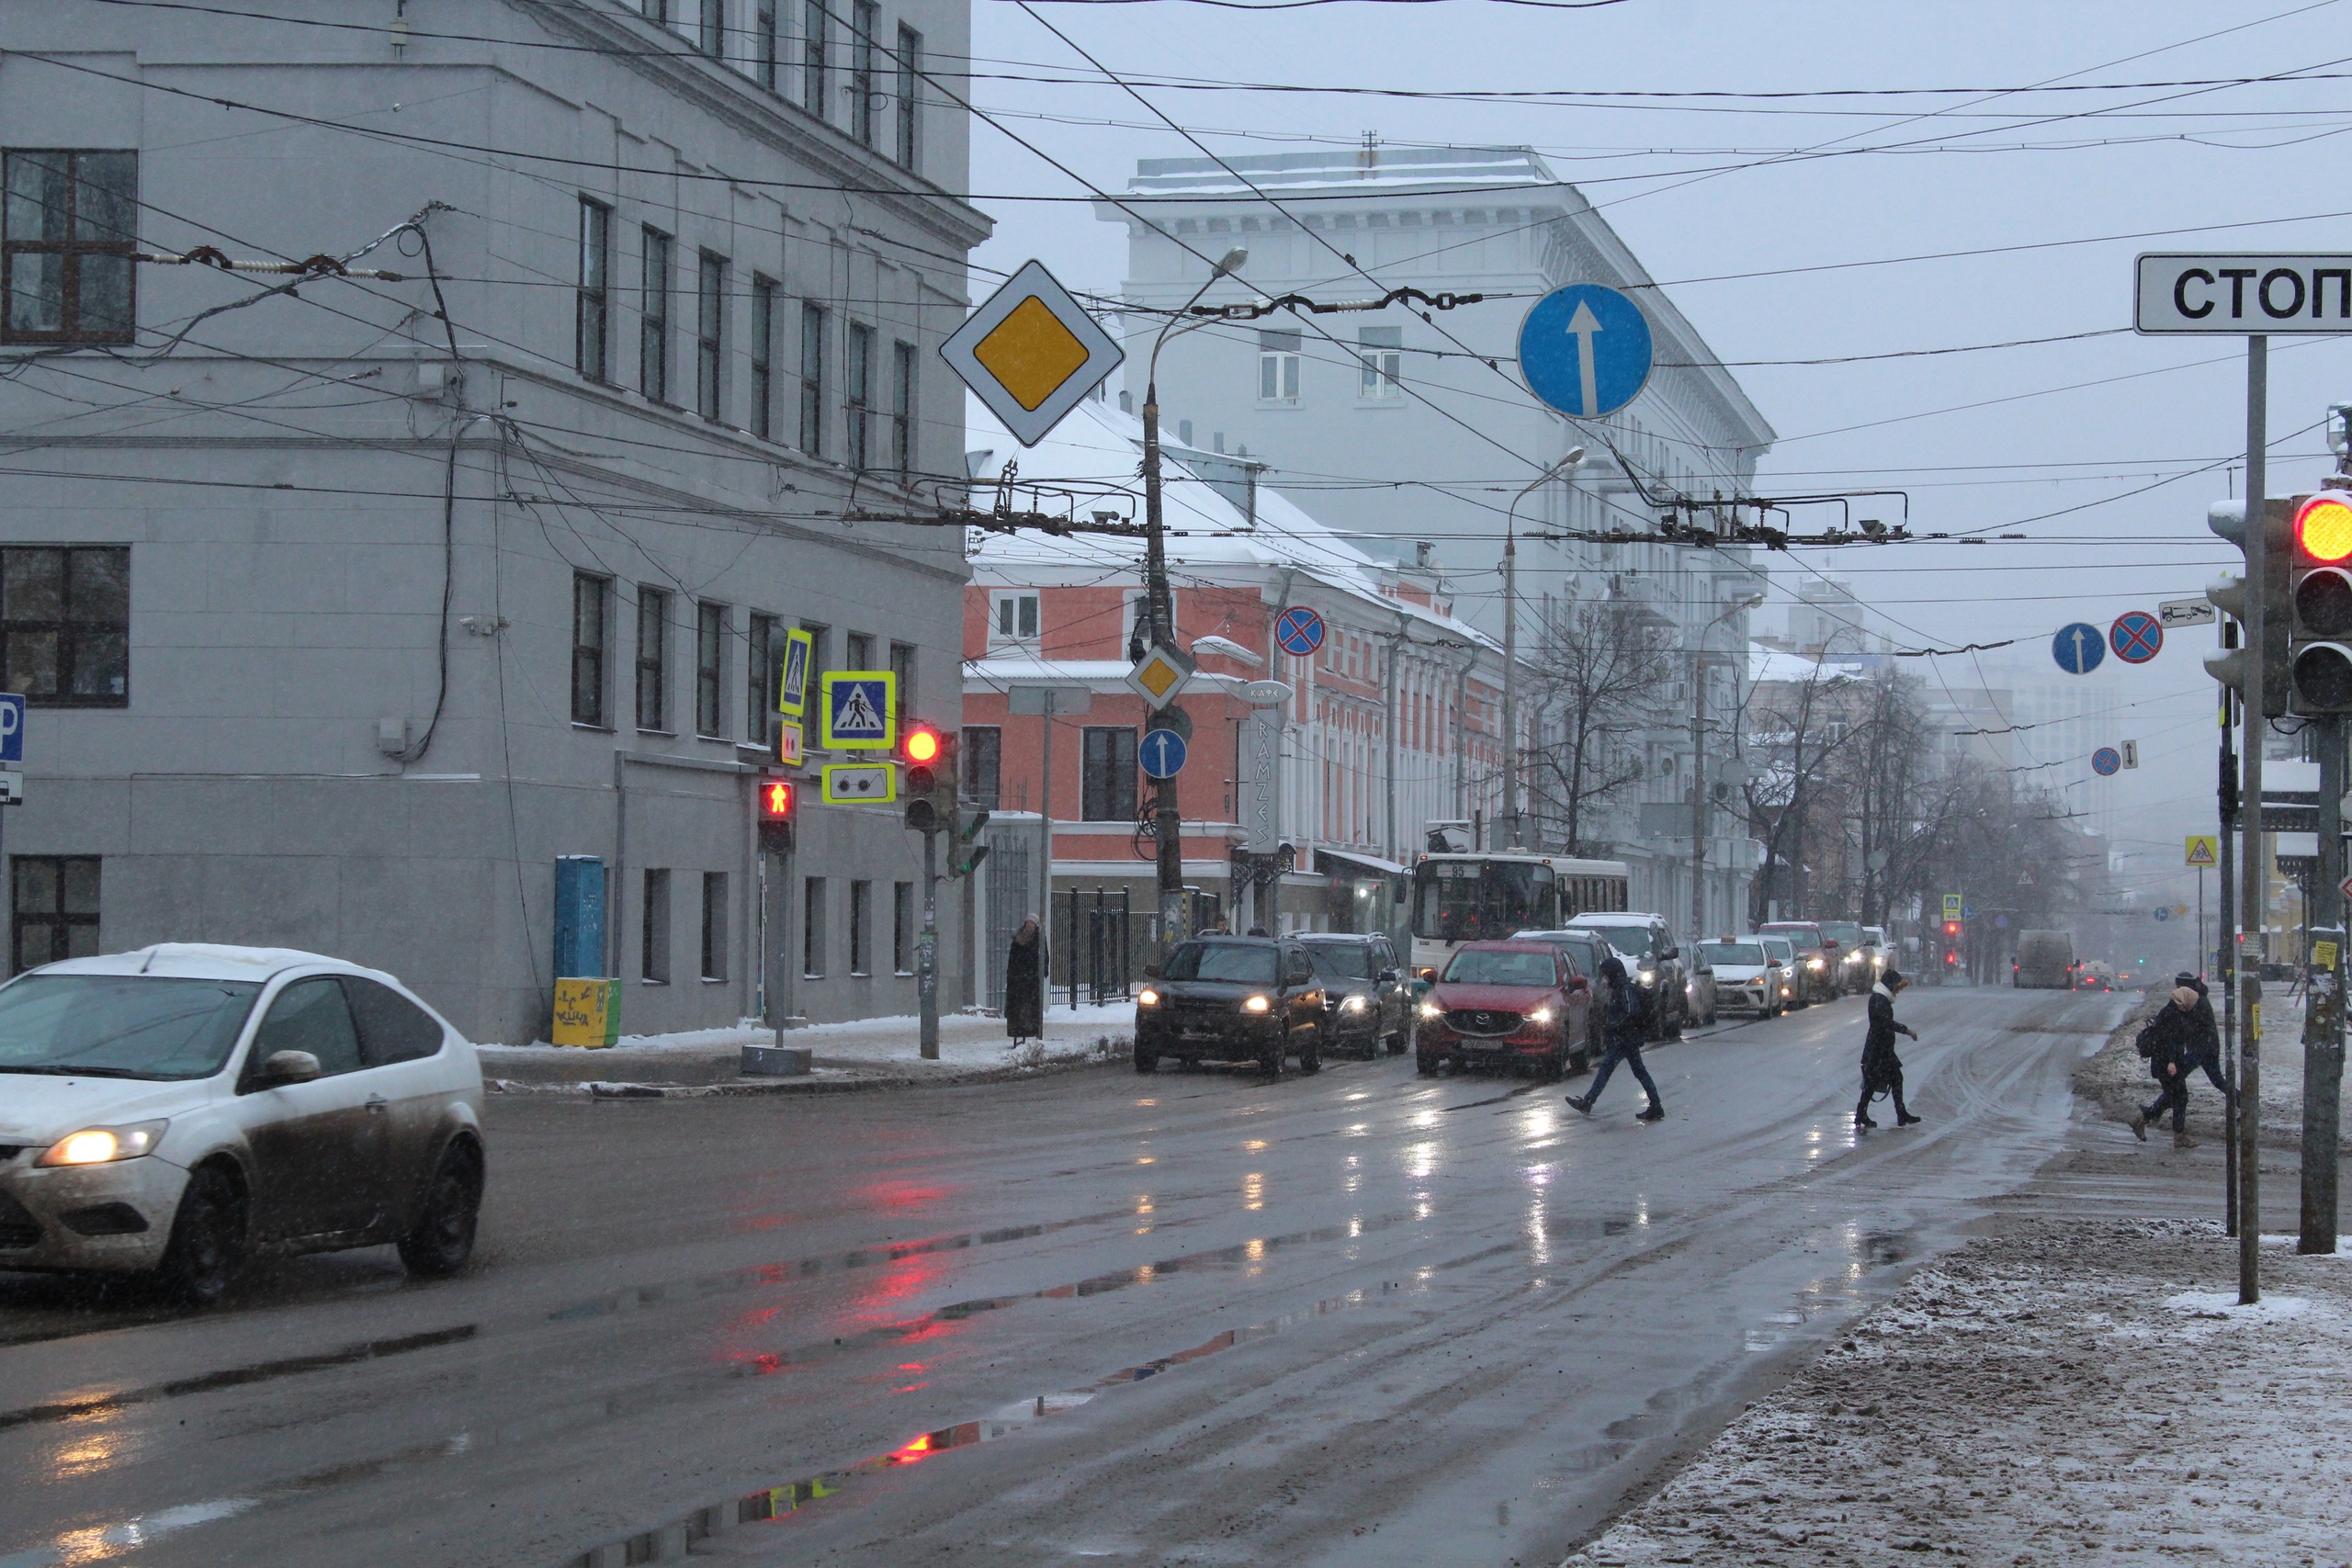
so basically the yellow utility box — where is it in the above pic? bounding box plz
[551,977,620,1047]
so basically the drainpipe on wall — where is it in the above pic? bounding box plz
[1383,616,1408,863]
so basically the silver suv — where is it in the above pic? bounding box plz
[1564,912,1689,1037]
[0,944,486,1304]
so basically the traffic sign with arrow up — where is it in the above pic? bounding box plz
[1517,285,1654,419]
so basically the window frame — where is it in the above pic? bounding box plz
[700,871,729,982]
[961,726,1001,809]
[571,571,612,728]
[695,600,729,739]
[639,226,673,404]
[697,0,725,54]
[1358,325,1403,400]
[849,878,872,976]
[844,630,874,672]
[891,338,916,474]
[755,0,779,87]
[695,249,727,422]
[802,875,827,978]
[747,611,779,748]
[844,320,874,470]
[989,590,1040,648]
[11,854,98,975]
[1257,330,1302,405]
[892,881,915,975]
[576,197,612,382]
[894,25,923,172]
[798,302,826,454]
[641,867,672,984]
[1080,727,1139,823]
[802,0,830,120]
[2,149,138,347]
[0,545,130,709]
[749,274,777,439]
[852,0,880,146]
[888,640,915,707]
[636,585,672,734]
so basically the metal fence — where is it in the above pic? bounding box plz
[1065,886,1134,1007]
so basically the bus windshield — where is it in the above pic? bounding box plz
[1412,860,1555,943]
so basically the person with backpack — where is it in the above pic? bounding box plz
[1567,952,1665,1122]
[2132,986,2200,1148]
[2172,972,2228,1100]
[1856,968,1922,1130]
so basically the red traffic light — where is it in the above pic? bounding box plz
[2296,492,2352,564]
[902,726,942,764]
[759,780,796,819]
[1943,920,1960,936]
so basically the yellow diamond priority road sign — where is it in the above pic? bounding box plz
[942,260,1124,446]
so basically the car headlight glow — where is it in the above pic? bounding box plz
[1419,1000,1442,1020]
[1637,969,1655,984]
[1137,987,1160,1007]
[1528,1006,1554,1025]
[1243,995,1272,1013]
[1340,994,1371,1012]
[37,1120,166,1168]
[1807,958,1825,970]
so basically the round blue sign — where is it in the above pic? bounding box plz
[2154,906,2171,922]
[2092,746,2122,776]
[1274,605,1326,658]
[1517,285,1654,419]
[2109,610,2164,664]
[1138,727,1188,780]
[2052,622,2107,675]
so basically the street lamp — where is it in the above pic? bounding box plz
[1690,589,1765,943]
[1500,446,1584,850]
[1141,245,1246,953]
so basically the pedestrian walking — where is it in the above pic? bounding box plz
[2131,986,2201,1148]
[1857,968,1922,1130]
[1004,917,1045,1043]
[1567,953,1665,1122]
[2172,971,2229,1099]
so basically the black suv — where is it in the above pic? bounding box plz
[1298,932,1408,1057]
[1135,937,1327,1076]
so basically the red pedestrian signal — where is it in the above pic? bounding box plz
[760,780,796,819]
[1943,920,1960,937]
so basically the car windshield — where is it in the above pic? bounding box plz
[1442,949,1556,987]
[1701,942,1766,967]
[1820,922,1863,947]
[1760,939,1794,963]
[1411,860,1555,943]
[1582,925,1655,957]
[1758,925,1818,948]
[1304,943,1374,979]
[1163,943,1278,985]
[0,974,265,1080]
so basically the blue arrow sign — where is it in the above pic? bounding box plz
[2154,906,2171,922]
[2092,746,2122,776]
[1138,727,1189,780]
[2052,621,2107,675]
[1274,606,1326,658]
[1518,285,1654,419]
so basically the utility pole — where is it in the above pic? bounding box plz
[2301,714,2344,1251]
[2220,658,2240,1235]
[2240,333,2267,1303]
[919,827,939,1059]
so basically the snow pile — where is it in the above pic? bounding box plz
[1562,1218,2352,1566]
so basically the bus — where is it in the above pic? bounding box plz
[1408,852,1633,977]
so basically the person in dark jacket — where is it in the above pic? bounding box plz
[1004,917,1046,1043]
[2173,972,2228,1098]
[1568,953,1665,1122]
[1856,969,1921,1130]
[2132,987,2201,1147]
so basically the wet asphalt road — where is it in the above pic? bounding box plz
[0,982,2127,1568]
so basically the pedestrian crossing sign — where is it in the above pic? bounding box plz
[2185,834,2219,867]
[1941,893,1962,920]
[820,671,896,751]
[777,626,815,717]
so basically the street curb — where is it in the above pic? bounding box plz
[486,1034,1133,1100]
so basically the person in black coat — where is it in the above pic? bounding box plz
[1856,969,1921,1130]
[1004,917,1046,1043]
[2172,971,2228,1098]
[1567,953,1665,1122]
[2132,987,2202,1147]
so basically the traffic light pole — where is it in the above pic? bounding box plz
[2240,332,2267,1303]
[919,827,939,1060]
[2301,716,2344,1251]
[2220,669,2240,1236]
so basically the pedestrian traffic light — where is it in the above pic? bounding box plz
[1943,920,1960,938]
[2205,497,2293,716]
[2289,488,2352,711]
[756,777,796,852]
[899,724,958,833]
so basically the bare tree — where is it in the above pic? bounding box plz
[1740,659,1861,923]
[1524,601,1674,856]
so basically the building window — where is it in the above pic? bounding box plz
[845,321,873,470]
[0,547,128,707]
[577,197,612,381]
[695,600,728,737]
[12,855,98,974]
[698,0,724,54]
[889,640,915,707]
[641,868,672,984]
[799,621,831,680]
[2,151,136,346]
[891,339,916,474]
[962,726,1001,808]
[749,274,777,439]
[844,630,874,671]
[849,879,872,976]
[642,0,672,20]
[747,611,779,747]
[798,302,826,453]
[639,227,673,403]
[701,871,729,981]
[756,0,778,86]
[636,586,670,732]
[695,251,726,421]
[802,0,829,119]
[1258,330,1301,403]
[1081,728,1138,822]
[989,591,1039,647]
[802,876,827,977]
[893,881,914,974]
[852,1,879,146]
[571,571,611,727]
[1359,325,1402,399]
[894,26,923,172]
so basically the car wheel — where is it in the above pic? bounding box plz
[1542,1043,1566,1082]
[1416,1050,1441,1075]
[398,1142,483,1278]
[1298,1026,1322,1075]
[1135,1047,1159,1074]
[155,1164,245,1308]
[1261,1039,1285,1077]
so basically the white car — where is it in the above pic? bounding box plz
[0,944,485,1304]
[1698,938,1786,1018]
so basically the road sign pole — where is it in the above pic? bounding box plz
[1142,371,1186,958]
[2241,333,2267,1302]
[2301,715,2345,1251]
[919,827,940,1061]
[2220,678,2240,1236]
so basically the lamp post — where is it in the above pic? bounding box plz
[1500,447,1585,850]
[1142,245,1247,952]
[1690,591,1765,946]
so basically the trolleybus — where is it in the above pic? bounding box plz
[1408,852,1633,978]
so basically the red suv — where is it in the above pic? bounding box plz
[1416,940,1589,1080]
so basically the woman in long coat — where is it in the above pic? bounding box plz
[1857,968,1922,1130]
[1004,917,1046,1042]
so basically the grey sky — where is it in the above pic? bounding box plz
[965,0,2352,904]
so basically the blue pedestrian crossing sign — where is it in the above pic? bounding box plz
[1518,284,1654,419]
[1139,727,1188,780]
[2052,622,2106,675]
[820,671,897,750]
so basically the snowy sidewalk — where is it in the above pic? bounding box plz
[2075,983,2352,1153]
[1561,1218,2352,1567]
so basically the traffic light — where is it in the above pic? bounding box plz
[756,777,796,852]
[2204,497,2293,716]
[952,807,991,878]
[1943,920,1960,939]
[2289,488,2352,710]
[900,724,958,833]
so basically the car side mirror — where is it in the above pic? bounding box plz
[1660,945,1679,962]
[1144,963,1162,980]
[1567,976,1589,992]
[1378,967,1399,983]
[258,1049,322,1086]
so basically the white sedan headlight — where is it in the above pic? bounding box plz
[36,1120,167,1168]
[1340,994,1371,1013]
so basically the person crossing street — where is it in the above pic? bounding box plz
[2173,972,2229,1100]
[1857,968,1922,1130]
[2132,986,2202,1148]
[1568,953,1665,1122]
